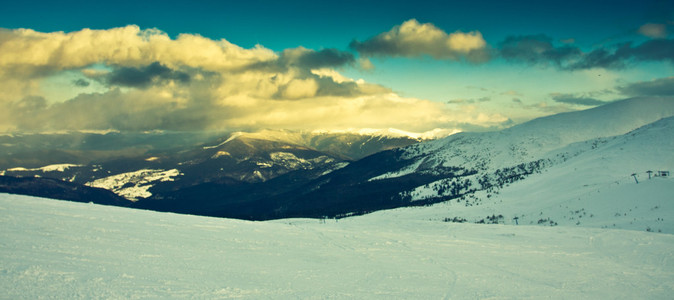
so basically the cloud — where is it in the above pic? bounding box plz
[446,97,490,105]
[72,78,90,87]
[549,93,607,106]
[0,26,503,134]
[499,35,581,66]
[498,33,674,70]
[243,47,370,100]
[285,48,355,69]
[253,47,355,72]
[106,62,190,88]
[618,77,674,97]
[638,23,668,38]
[350,19,489,62]
[0,26,277,76]
[500,90,522,96]
[566,39,674,70]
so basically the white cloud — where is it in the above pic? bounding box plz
[280,78,319,99]
[6,26,276,72]
[0,26,507,134]
[350,19,489,62]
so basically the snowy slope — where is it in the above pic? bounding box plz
[86,169,182,201]
[391,97,674,173]
[2,193,674,299]
[359,116,674,233]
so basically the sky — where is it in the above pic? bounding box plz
[0,0,673,135]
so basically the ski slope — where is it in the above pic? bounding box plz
[1,193,673,299]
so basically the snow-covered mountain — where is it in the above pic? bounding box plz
[380,97,674,200]
[250,97,674,221]
[395,96,674,173]
[201,128,425,160]
[371,115,674,233]
[2,193,673,299]
[0,129,423,201]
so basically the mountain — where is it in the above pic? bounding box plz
[199,128,426,160]
[221,97,674,220]
[368,114,674,233]
[2,193,673,298]
[0,129,424,202]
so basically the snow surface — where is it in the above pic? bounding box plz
[6,164,83,172]
[1,193,673,299]
[211,150,231,159]
[85,169,182,201]
[269,152,335,170]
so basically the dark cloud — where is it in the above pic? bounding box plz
[618,77,674,97]
[290,48,355,69]
[550,93,607,106]
[629,38,674,61]
[499,35,582,66]
[253,47,355,72]
[314,77,360,97]
[565,47,628,70]
[566,39,674,70]
[72,78,90,87]
[107,62,190,88]
[498,35,674,70]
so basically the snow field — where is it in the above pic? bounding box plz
[2,193,673,299]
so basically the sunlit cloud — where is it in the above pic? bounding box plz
[350,19,489,62]
[0,26,506,134]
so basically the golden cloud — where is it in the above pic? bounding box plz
[0,26,508,134]
[0,26,276,73]
[350,19,489,62]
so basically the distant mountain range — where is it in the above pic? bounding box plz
[0,129,423,207]
[1,96,673,221]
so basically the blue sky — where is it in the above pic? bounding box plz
[3,0,661,48]
[0,0,672,134]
